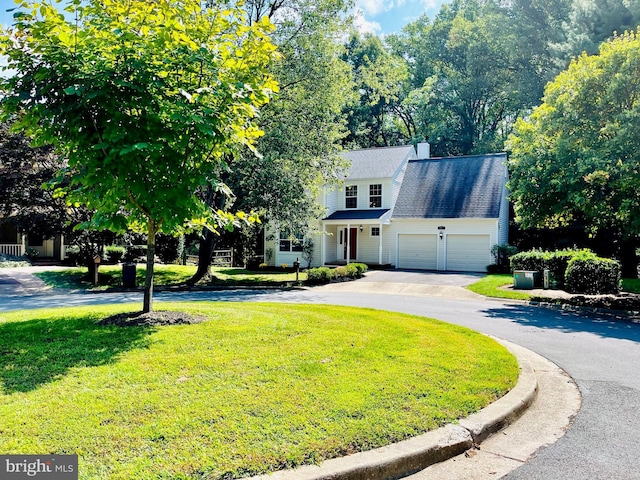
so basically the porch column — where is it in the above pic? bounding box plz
[378,222,383,265]
[321,221,326,266]
[346,223,351,263]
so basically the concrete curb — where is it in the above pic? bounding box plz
[249,338,538,480]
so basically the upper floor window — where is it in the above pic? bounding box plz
[345,185,358,209]
[279,229,304,252]
[369,184,382,208]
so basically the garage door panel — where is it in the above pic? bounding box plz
[446,235,490,272]
[398,234,437,270]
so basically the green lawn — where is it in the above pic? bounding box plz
[469,274,640,300]
[622,278,640,293]
[466,274,532,300]
[0,302,518,480]
[34,264,307,290]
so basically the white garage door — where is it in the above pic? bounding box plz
[446,234,490,272]
[397,234,437,270]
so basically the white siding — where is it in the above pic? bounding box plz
[337,180,394,210]
[323,186,339,217]
[357,228,383,264]
[387,218,499,270]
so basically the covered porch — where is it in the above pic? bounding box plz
[0,224,66,260]
[321,209,392,266]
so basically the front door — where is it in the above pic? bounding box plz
[343,228,358,261]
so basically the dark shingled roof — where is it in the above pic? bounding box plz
[393,153,507,219]
[342,145,415,180]
[324,209,390,221]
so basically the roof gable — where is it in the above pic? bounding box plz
[342,145,414,180]
[392,153,507,219]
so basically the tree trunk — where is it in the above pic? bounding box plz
[187,227,217,285]
[186,182,226,286]
[143,219,157,313]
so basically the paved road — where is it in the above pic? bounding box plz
[1,279,639,479]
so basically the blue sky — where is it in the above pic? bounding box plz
[1,1,450,34]
[353,0,450,35]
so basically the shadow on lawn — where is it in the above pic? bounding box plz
[0,315,153,394]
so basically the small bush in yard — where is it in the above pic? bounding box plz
[511,248,598,288]
[307,267,334,284]
[104,246,126,264]
[306,263,368,284]
[510,249,549,273]
[489,244,518,273]
[565,257,620,294]
[64,245,81,265]
[0,253,31,268]
[351,263,368,276]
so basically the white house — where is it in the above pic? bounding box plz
[0,222,66,261]
[266,143,509,272]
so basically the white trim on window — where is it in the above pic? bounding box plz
[345,185,358,209]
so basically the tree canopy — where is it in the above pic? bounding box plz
[341,0,640,156]
[0,0,278,311]
[0,122,66,239]
[185,0,352,283]
[507,29,640,274]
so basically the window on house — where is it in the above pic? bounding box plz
[369,184,382,208]
[279,230,304,252]
[371,226,380,237]
[345,185,357,209]
[27,233,44,247]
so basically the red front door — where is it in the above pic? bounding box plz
[343,228,358,260]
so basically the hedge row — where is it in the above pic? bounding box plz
[306,263,368,285]
[66,245,147,265]
[510,249,620,294]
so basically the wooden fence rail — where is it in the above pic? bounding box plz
[186,249,233,267]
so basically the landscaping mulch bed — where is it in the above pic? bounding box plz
[532,292,640,311]
[98,310,209,327]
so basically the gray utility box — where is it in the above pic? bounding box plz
[513,270,540,290]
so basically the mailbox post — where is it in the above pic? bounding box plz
[92,255,101,286]
[293,258,301,282]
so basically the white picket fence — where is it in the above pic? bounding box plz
[0,244,24,257]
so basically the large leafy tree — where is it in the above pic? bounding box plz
[0,121,66,239]
[341,32,409,148]
[392,0,553,156]
[187,0,351,283]
[555,0,640,63]
[0,121,116,270]
[0,0,278,311]
[508,30,640,276]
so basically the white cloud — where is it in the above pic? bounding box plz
[352,8,382,35]
[422,0,442,10]
[356,0,394,16]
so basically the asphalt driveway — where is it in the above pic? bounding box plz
[360,269,484,286]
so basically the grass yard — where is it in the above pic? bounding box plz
[34,265,306,290]
[622,278,640,293]
[469,274,640,300]
[0,302,518,480]
[466,274,532,300]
